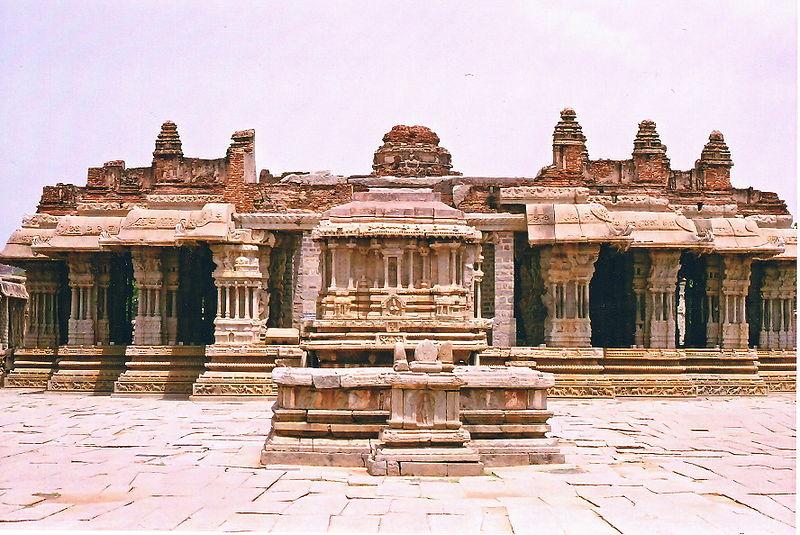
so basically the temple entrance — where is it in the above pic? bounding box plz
[746,262,765,348]
[56,262,70,346]
[108,252,135,344]
[177,245,216,345]
[676,252,706,348]
[589,245,634,347]
[514,234,546,346]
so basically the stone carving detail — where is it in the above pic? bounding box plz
[539,244,600,347]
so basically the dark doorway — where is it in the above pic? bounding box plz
[56,261,70,346]
[746,262,765,348]
[177,245,216,345]
[514,233,546,346]
[108,252,135,344]
[589,245,635,347]
[677,252,707,348]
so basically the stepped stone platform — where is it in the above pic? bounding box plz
[48,345,127,392]
[3,347,58,388]
[113,345,207,396]
[192,344,304,397]
[479,346,790,397]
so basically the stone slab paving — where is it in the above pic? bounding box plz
[0,389,794,533]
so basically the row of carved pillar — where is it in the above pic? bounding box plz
[759,262,797,350]
[21,244,276,349]
[490,237,796,350]
[321,239,468,291]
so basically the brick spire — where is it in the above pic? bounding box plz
[552,108,588,173]
[153,120,183,158]
[697,130,733,190]
[632,120,670,183]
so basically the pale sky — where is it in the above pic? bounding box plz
[0,1,796,242]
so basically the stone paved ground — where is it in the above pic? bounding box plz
[0,391,794,534]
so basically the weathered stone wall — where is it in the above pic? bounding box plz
[292,232,322,331]
[492,232,515,347]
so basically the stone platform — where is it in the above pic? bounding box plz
[48,345,127,392]
[192,345,304,398]
[0,390,794,533]
[2,347,58,388]
[480,347,792,397]
[113,345,207,396]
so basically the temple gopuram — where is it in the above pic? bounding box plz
[1,110,796,398]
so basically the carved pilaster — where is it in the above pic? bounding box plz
[540,243,599,347]
[632,250,650,347]
[760,262,797,350]
[162,249,179,345]
[23,262,60,348]
[707,255,751,349]
[705,256,722,347]
[94,256,112,345]
[67,254,96,346]
[131,247,163,345]
[646,250,681,348]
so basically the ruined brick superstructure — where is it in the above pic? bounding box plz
[0,112,795,399]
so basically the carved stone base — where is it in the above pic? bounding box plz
[689,374,768,396]
[367,445,484,476]
[548,375,616,398]
[113,345,206,396]
[192,344,304,398]
[47,345,127,392]
[761,373,797,393]
[605,376,696,397]
[3,348,58,389]
[260,433,373,467]
[470,438,565,466]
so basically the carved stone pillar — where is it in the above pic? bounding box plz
[94,256,111,345]
[161,249,179,346]
[23,262,60,348]
[492,232,516,347]
[761,262,797,350]
[632,250,650,347]
[777,262,797,350]
[131,247,163,346]
[705,255,722,347]
[211,243,266,345]
[540,243,599,347]
[67,254,96,346]
[707,255,751,349]
[646,250,681,348]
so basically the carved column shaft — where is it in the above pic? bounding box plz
[131,247,163,346]
[67,254,96,346]
[707,254,751,349]
[540,243,599,348]
[646,250,681,349]
[211,243,267,345]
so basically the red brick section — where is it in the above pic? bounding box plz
[27,114,791,220]
[372,125,459,177]
[632,120,670,184]
[697,130,733,190]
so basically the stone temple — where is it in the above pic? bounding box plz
[0,110,795,406]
